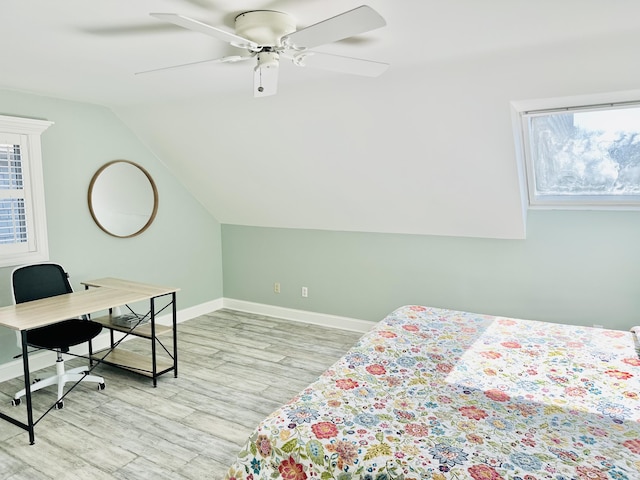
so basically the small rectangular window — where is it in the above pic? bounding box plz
[520,102,640,208]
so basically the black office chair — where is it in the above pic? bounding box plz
[11,263,105,409]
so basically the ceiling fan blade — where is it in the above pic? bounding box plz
[135,55,249,75]
[290,51,388,77]
[282,5,386,50]
[150,13,259,50]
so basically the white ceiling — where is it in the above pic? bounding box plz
[4,0,640,239]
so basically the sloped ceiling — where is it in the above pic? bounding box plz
[4,1,640,239]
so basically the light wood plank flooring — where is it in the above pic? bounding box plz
[0,309,366,480]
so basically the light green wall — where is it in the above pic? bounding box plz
[0,89,223,362]
[222,210,640,331]
[3,89,639,365]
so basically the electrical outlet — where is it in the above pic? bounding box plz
[274,282,281,294]
[301,286,308,298]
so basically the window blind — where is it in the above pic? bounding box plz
[0,143,28,244]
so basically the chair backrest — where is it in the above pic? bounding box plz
[11,263,73,305]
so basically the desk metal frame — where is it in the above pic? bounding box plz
[83,278,179,387]
[0,278,179,444]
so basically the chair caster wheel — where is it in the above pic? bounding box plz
[54,401,64,410]
[11,398,20,406]
[98,382,106,391]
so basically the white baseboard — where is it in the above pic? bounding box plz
[0,350,58,385]
[222,298,374,333]
[0,297,370,383]
[155,298,224,326]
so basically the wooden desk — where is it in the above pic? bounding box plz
[0,278,179,444]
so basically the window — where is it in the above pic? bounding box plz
[518,101,640,208]
[0,115,52,267]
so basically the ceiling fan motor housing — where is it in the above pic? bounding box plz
[256,51,279,69]
[234,10,296,46]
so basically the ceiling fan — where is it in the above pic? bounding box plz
[140,4,388,97]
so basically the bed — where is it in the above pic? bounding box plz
[225,305,640,479]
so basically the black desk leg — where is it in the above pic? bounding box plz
[20,331,35,444]
[151,297,157,387]
[172,292,178,378]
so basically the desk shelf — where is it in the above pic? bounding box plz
[91,314,172,339]
[90,309,177,386]
[91,349,174,378]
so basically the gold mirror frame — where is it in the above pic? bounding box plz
[88,160,159,238]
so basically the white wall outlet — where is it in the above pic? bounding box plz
[274,282,281,294]
[301,286,308,297]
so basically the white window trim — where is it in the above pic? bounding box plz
[512,90,640,211]
[0,115,53,267]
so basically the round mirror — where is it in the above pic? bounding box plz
[88,160,158,238]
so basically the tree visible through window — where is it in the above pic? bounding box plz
[522,104,640,207]
[0,115,52,267]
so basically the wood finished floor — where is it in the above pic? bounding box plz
[0,309,366,480]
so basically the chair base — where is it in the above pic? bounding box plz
[13,359,105,405]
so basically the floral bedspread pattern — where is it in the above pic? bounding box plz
[225,306,640,480]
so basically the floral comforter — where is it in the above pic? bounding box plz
[225,306,640,480]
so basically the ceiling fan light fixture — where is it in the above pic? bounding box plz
[254,51,279,97]
[254,64,279,97]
